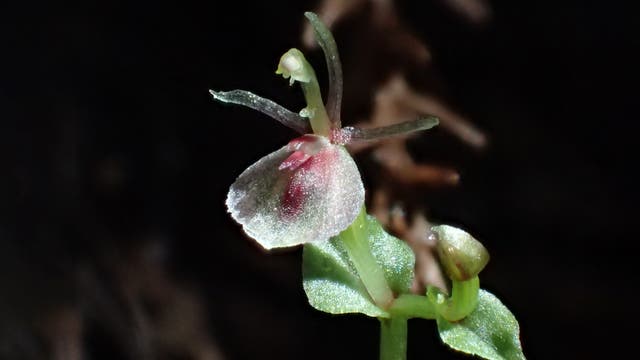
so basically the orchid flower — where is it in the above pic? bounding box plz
[211,12,438,250]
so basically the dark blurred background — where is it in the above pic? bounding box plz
[1,0,638,359]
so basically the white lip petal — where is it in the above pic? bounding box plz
[226,141,364,249]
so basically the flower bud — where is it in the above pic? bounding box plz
[431,225,489,281]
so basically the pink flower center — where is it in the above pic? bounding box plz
[278,135,333,219]
[279,135,326,171]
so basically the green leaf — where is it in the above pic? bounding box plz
[365,215,414,294]
[302,215,414,317]
[437,290,525,360]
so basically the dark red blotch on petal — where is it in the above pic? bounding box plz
[278,135,337,220]
[281,175,306,219]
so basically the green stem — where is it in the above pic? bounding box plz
[379,317,408,360]
[388,294,436,320]
[339,207,394,308]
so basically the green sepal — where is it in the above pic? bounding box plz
[302,215,414,317]
[437,289,525,360]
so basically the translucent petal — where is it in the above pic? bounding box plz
[341,117,439,144]
[210,89,310,134]
[226,138,364,249]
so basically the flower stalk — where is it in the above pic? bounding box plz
[338,206,394,308]
[388,294,437,320]
[380,317,408,360]
[427,276,480,321]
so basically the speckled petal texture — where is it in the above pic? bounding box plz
[226,142,364,249]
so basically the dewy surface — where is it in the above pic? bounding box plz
[226,137,364,249]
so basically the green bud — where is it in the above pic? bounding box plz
[432,225,490,281]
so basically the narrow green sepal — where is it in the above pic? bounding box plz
[342,116,439,144]
[304,11,343,127]
[210,89,310,134]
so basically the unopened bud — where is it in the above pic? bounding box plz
[432,225,489,281]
